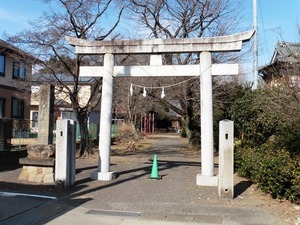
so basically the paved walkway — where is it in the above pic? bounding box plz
[0,134,295,224]
[0,190,277,225]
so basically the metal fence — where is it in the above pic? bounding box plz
[0,118,123,151]
[12,119,36,138]
[7,119,101,139]
[0,118,38,150]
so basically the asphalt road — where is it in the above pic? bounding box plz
[0,134,288,224]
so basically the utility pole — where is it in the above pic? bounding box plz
[253,0,258,89]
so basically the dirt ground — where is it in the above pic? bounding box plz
[2,134,300,224]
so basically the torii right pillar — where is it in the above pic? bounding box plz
[196,51,218,186]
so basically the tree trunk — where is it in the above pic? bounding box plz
[182,113,200,149]
[188,129,201,148]
[77,115,92,157]
[186,81,201,149]
[126,95,139,139]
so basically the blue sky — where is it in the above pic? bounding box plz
[0,0,47,33]
[245,0,300,65]
[1,0,300,67]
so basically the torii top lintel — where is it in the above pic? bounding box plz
[66,30,254,55]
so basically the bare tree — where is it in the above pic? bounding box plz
[6,0,125,156]
[124,0,244,147]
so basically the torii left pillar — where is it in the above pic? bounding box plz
[91,53,116,180]
[196,52,218,186]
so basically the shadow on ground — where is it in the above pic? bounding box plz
[0,150,27,172]
[234,180,253,198]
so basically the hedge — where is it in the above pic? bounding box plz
[235,143,300,203]
[230,87,300,203]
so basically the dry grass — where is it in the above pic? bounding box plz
[113,124,140,144]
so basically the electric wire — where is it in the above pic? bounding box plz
[258,0,270,65]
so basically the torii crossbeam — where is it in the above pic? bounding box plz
[66,30,254,186]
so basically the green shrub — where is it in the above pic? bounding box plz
[276,120,300,155]
[256,148,292,199]
[180,127,187,138]
[231,87,300,203]
[230,89,280,146]
[234,145,260,179]
[290,167,300,203]
[235,143,300,202]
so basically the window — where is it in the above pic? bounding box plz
[31,111,38,129]
[0,98,5,118]
[0,55,5,76]
[12,61,26,79]
[11,97,24,118]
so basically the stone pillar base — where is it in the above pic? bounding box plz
[91,171,116,181]
[196,174,218,186]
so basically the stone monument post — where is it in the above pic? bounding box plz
[55,119,76,187]
[38,84,54,145]
[218,119,234,199]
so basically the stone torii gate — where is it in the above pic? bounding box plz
[66,30,254,186]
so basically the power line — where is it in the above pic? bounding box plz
[253,0,258,89]
[258,0,270,65]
